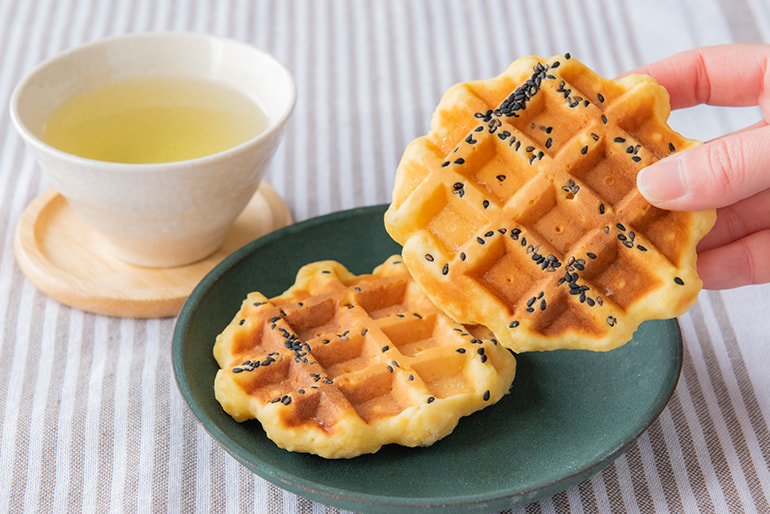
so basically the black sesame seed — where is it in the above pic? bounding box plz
[483,390,491,401]
[460,252,466,261]
[509,320,520,328]
[669,142,676,152]
[477,236,485,245]
[545,137,553,148]
[581,145,588,155]
[281,395,292,405]
[441,161,450,168]
[483,200,490,209]
[674,277,685,285]
[614,137,626,143]
[442,264,449,275]
[425,253,434,262]
[456,348,466,353]
[427,396,435,404]
[632,156,642,162]
[496,174,507,181]
[616,223,626,231]
[637,245,648,252]
[599,203,605,214]
[597,93,605,103]
[453,182,464,190]
[587,252,597,259]
[601,115,608,124]
[607,316,616,327]
[526,146,535,153]
[454,158,465,165]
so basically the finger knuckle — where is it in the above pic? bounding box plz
[704,138,747,195]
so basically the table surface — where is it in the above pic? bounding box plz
[1,0,769,512]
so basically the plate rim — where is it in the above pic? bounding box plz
[172,203,683,511]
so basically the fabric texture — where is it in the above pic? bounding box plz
[0,0,768,512]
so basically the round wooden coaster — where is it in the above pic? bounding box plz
[14,182,292,318]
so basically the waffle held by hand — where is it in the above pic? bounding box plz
[384,54,715,353]
[213,256,516,459]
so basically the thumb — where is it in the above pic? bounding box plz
[637,125,770,211]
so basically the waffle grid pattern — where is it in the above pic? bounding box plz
[213,256,516,458]
[386,55,715,352]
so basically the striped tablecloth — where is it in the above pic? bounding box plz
[1,0,768,512]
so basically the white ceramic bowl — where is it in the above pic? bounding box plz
[10,32,295,267]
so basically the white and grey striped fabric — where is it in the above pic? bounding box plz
[1,0,768,512]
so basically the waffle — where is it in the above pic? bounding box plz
[384,54,716,353]
[213,255,516,459]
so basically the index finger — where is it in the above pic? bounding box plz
[627,44,770,110]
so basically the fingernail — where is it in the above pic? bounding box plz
[637,158,687,205]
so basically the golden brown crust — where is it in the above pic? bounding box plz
[213,255,516,458]
[385,54,716,352]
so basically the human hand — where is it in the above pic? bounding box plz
[630,45,770,290]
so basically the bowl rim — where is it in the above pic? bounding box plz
[8,31,297,171]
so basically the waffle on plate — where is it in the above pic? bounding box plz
[213,256,516,458]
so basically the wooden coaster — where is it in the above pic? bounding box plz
[14,182,292,318]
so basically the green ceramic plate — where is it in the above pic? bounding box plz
[172,204,683,513]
